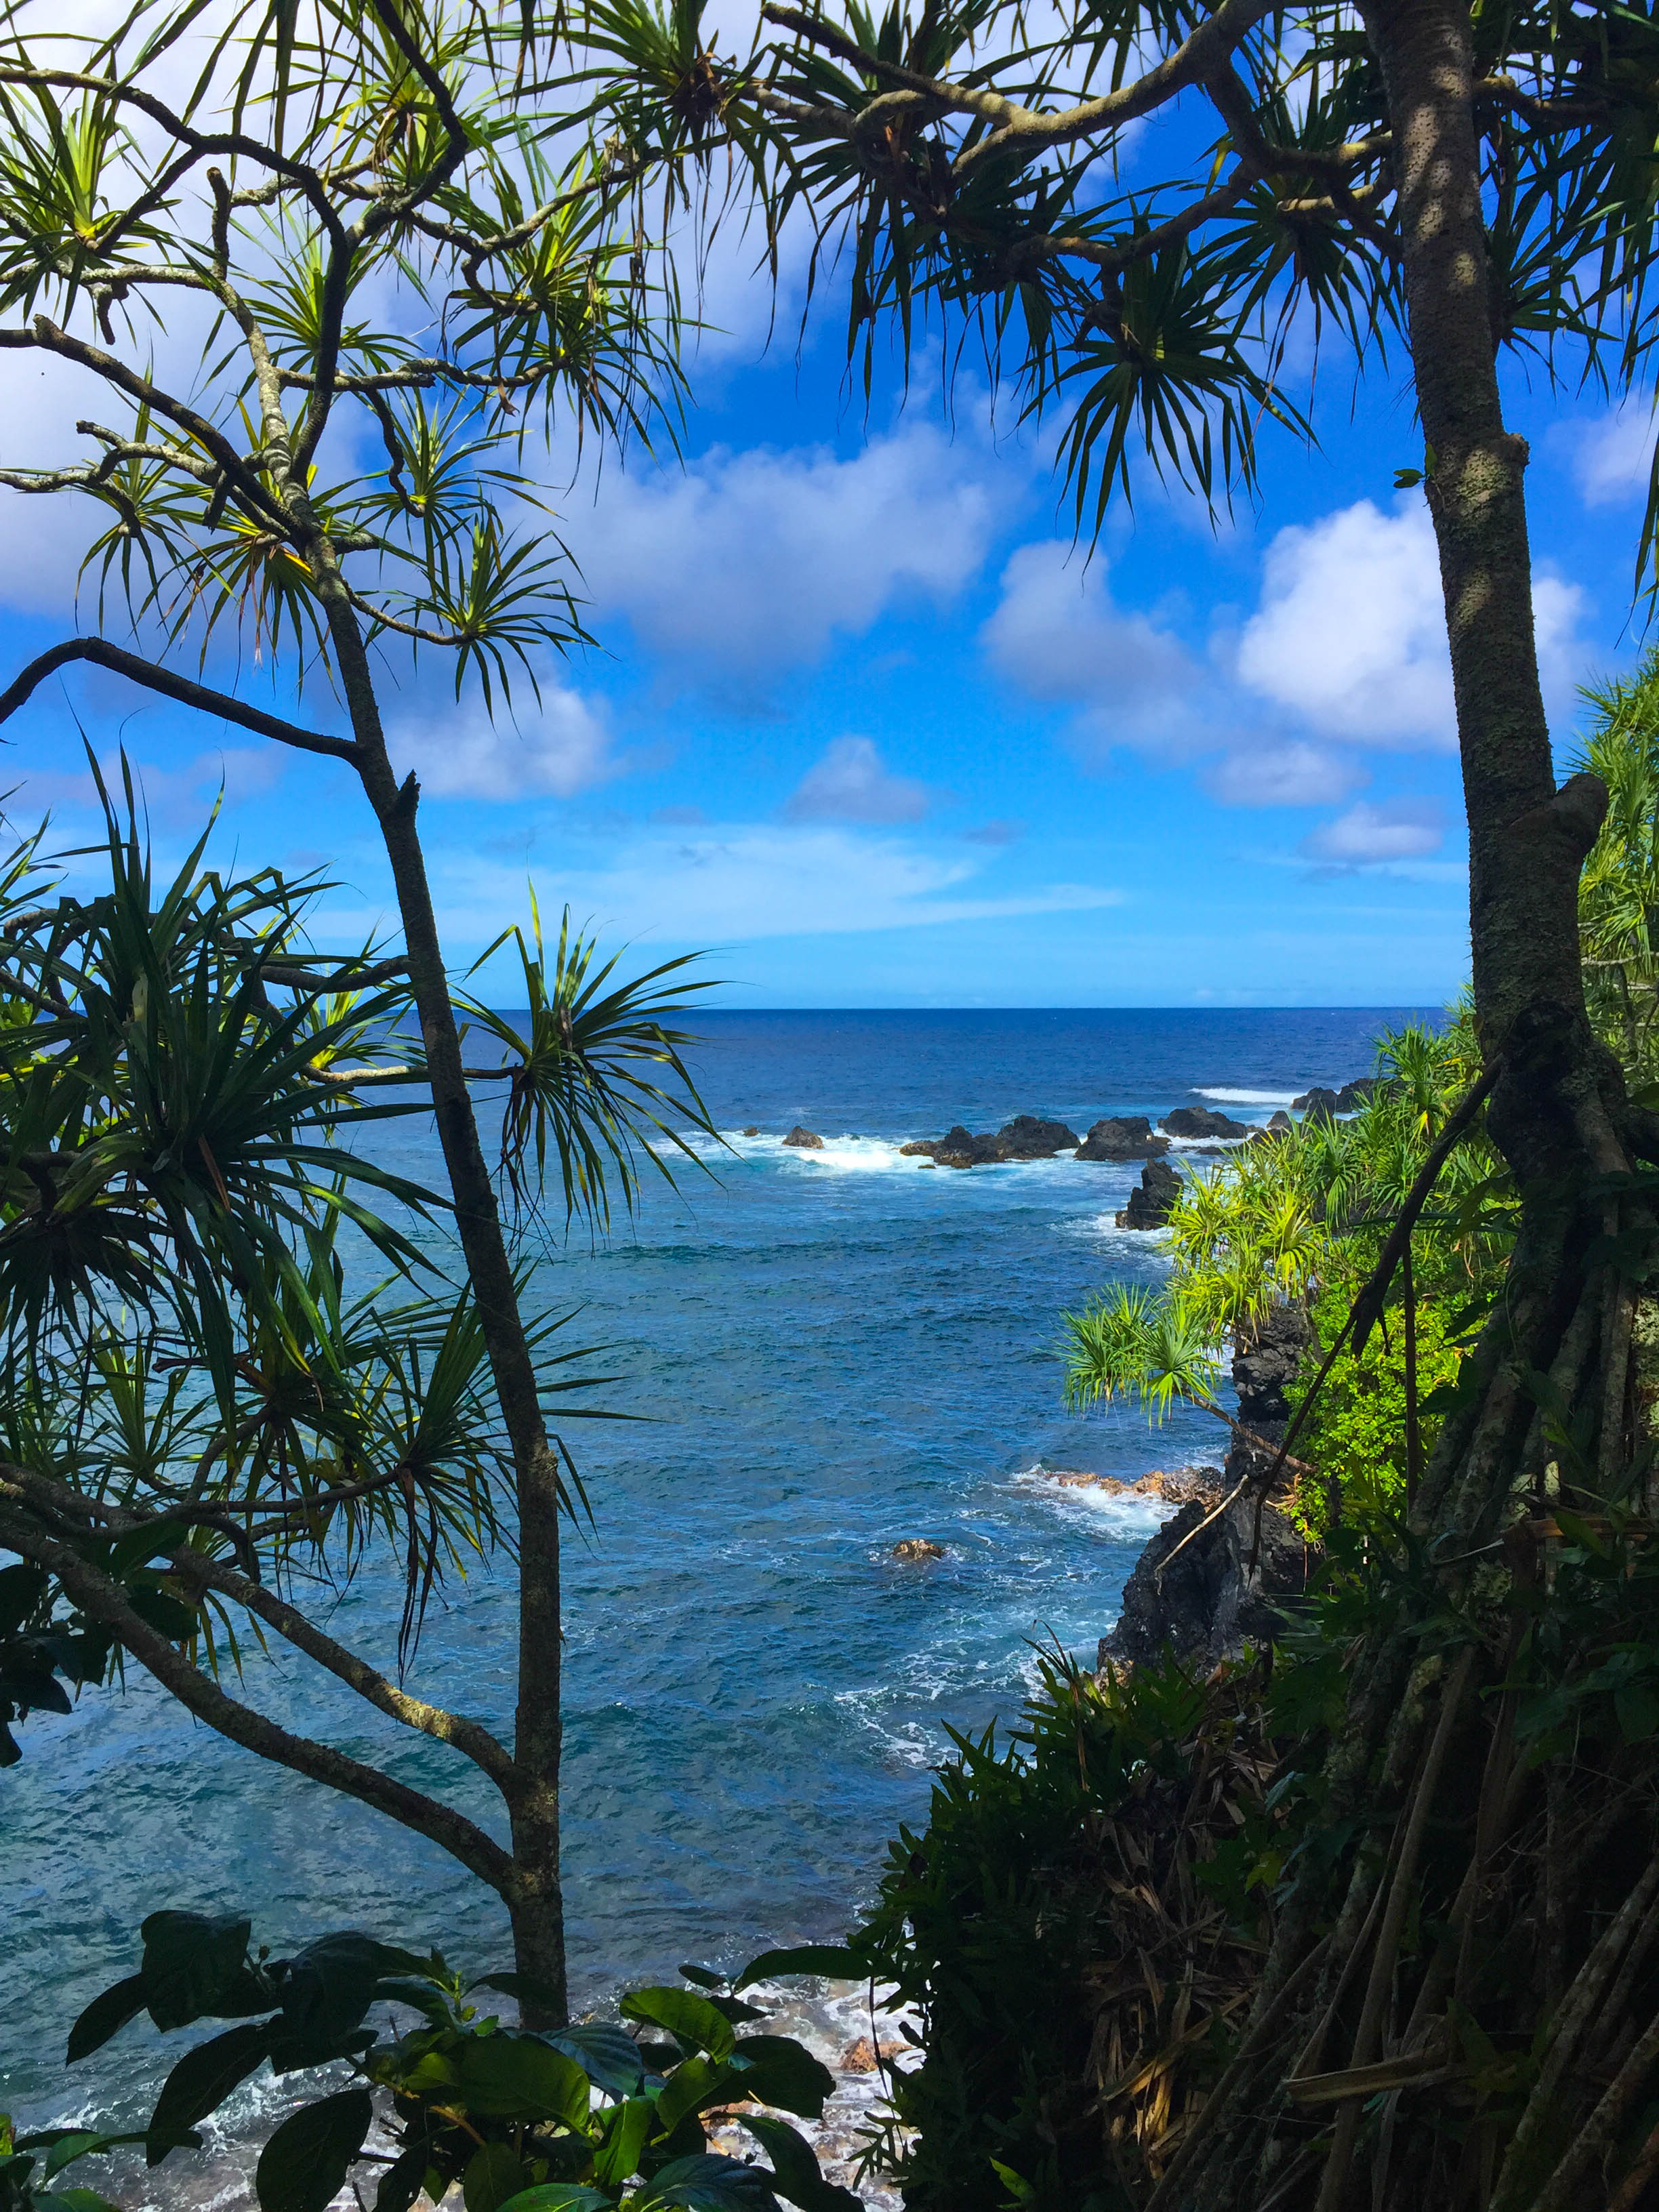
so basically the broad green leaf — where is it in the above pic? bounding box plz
[728,2039,836,2123]
[453,2034,591,2126]
[634,2154,780,2210]
[619,1988,735,2060]
[736,2116,861,2212]
[731,1949,858,1994]
[653,2053,736,2137]
[592,2096,655,2190]
[65,1975,148,2062]
[547,2024,647,2098]
[139,1913,258,2030]
[254,2090,373,2212]
[493,2190,612,2212]
[463,2141,530,2212]
[147,2024,272,2164]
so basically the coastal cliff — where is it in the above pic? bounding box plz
[1099,1303,1313,1671]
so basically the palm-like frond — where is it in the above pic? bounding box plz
[1063,1283,1225,1422]
[457,895,720,1231]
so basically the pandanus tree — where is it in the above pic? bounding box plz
[564,0,1659,2200]
[0,0,716,2027]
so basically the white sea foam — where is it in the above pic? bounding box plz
[1012,1465,1176,1538]
[1193,1087,1299,1105]
[1058,1210,1174,1246]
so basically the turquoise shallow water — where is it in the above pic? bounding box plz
[0,1006,1422,2153]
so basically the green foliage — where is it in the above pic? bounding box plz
[574,0,1659,575]
[43,1917,861,2212]
[1576,648,1659,1085]
[458,896,720,1233]
[847,1649,1286,2211]
[1285,1284,1465,1541]
[1060,1017,1505,1466]
[0,780,717,1750]
[1062,1282,1225,1422]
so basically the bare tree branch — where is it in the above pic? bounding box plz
[0,1489,516,1891]
[0,638,361,764]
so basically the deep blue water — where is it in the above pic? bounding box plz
[1,1006,1426,2145]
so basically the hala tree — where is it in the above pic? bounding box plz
[562,0,1659,2202]
[0,0,716,2028]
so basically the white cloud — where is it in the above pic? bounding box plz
[980,542,1203,758]
[390,684,611,801]
[579,422,996,682]
[1235,498,1587,750]
[1568,403,1655,508]
[1,743,284,831]
[783,735,927,824]
[400,822,1124,946]
[1204,741,1364,808]
[1300,798,1444,867]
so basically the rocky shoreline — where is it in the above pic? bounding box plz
[1031,1301,1317,1669]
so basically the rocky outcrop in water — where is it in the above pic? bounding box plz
[892,1538,946,1561]
[902,1115,1078,1166]
[1116,1157,1181,1228]
[1162,1106,1251,1141]
[1076,1115,1170,1162]
[996,1114,1081,1158]
[901,1124,1000,1168]
[783,1126,824,1148]
[1036,1464,1221,1507]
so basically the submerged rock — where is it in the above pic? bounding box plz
[1035,1464,1221,1507]
[783,1125,825,1149]
[1161,1105,1251,1141]
[1076,1115,1170,1162]
[892,1538,946,1561]
[1116,1157,1181,1229]
[741,1125,760,1136]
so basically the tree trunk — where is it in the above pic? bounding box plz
[315,571,569,2026]
[1183,0,1659,2201]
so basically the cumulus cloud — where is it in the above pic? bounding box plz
[1235,498,1586,748]
[1566,403,1656,507]
[783,735,928,825]
[1300,798,1445,867]
[1204,741,1364,808]
[980,542,1203,758]
[579,422,996,684]
[390,683,611,801]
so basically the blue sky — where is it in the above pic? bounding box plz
[0,151,1651,1008]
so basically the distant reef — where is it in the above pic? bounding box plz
[754,1078,1378,1168]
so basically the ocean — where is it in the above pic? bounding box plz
[0,1006,1427,2184]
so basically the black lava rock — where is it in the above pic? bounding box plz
[1115,1156,1181,1229]
[1076,1115,1172,1162]
[1162,1105,1251,1141]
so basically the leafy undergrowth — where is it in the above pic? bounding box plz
[849,1498,1659,2212]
